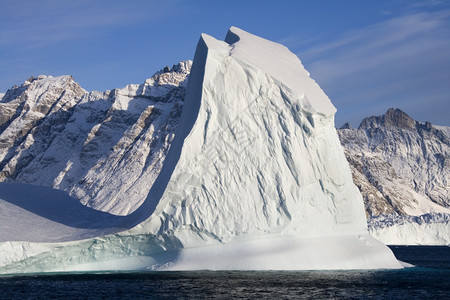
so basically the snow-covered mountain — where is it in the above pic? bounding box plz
[0,62,191,215]
[0,27,401,274]
[338,108,450,244]
[1,60,448,248]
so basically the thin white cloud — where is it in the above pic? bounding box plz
[409,0,447,9]
[302,10,449,62]
[298,8,450,126]
[0,0,174,49]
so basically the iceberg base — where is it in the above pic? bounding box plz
[0,234,402,275]
[157,234,403,271]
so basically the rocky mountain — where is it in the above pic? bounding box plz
[338,108,449,244]
[338,108,449,217]
[0,61,191,215]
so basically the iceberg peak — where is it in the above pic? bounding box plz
[222,26,336,116]
[126,26,400,270]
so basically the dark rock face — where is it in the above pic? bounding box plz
[358,108,416,130]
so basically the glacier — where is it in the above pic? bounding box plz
[0,27,402,274]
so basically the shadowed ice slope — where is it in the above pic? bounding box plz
[0,183,129,242]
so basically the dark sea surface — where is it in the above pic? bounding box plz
[0,246,449,299]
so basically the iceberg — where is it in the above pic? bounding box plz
[0,27,401,274]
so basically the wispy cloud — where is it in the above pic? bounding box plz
[297,7,450,126]
[302,9,449,66]
[0,0,183,92]
[409,0,447,9]
[0,0,173,49]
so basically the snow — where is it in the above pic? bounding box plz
[0,27,402,274]
[338,110,450,217]
[434,124,450,139]
[0,93,4,101]
[368,214,450,245]
[338,109,450,244]
[0,62,190,216]
[225,27,336,116]
[0,182,130,243]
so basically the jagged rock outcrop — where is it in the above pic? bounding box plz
[338,108,450,217]
[0,62,192,215]
[338,108,450,244]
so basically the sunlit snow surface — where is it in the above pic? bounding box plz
[0,27,401,274]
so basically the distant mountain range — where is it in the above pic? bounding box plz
[338,108,449,217]
[338,108,449,244]
[1,64,448,244]
[0,62,191,215]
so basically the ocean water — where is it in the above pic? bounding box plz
[0,246,449,299]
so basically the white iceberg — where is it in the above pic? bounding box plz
[0,27,401,274]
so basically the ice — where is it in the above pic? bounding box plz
[0,27,402,274]
[1,234,399,273]
[225,27,336,116]
[0,182,131,243]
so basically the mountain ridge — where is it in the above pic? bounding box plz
[1,62,448,245]
[338,108,449,244]
[338,107,449,217]
[0,61,191,215]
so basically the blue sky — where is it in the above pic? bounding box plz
[1,0,449,127]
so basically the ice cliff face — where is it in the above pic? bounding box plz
[338,108,450,244]
[132,27,368,243]
[0,62,191,215]
[0,27,401,273]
